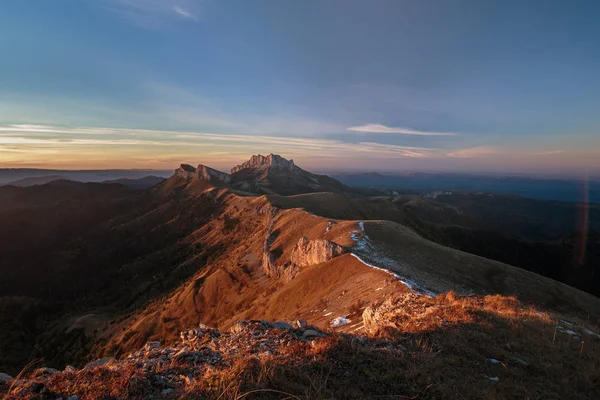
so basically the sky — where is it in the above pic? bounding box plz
[0,0,599,177]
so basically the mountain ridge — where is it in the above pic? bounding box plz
[1,153,600,399]
[171,153,349,196]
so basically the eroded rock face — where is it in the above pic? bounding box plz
[175,164,196,180]
[231,154,296,174]
[261,251,299,281]
[290,237,345,267]
[262,237,344,281]
[175,164,231,184]
[196,165,231,184]
[262,251,278,277]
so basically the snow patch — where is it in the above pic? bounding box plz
[350,253,418,292]
[489,376,499,381]
[559,329,579,336]
[583,328,600,339]
[325,221,333,233]
[350,221,435,296]
[331,316,351,327]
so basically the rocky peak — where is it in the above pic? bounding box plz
[175,164,196,180]
[196,165,231,184]
[231,154,296,174]
[175,164,230,184]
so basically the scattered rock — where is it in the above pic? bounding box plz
[272,321,293,330]
[173,347,190,361]
[145,341,162,351]
[32,367,59,377]
[84,357,116,370]
[0,372,13,383]
[303,329,327,338]
[230,320,249,333]
[331,316,351,327]
[291,320,307,329]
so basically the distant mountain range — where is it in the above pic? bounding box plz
[101,176,166,189]
[2,167,597,203]
[0,168,171,185]
[331,171,600,203]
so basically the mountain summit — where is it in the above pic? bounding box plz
[171,153,347,196]
[230,153,296,174]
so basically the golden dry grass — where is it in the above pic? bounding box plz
[3,292,599,399]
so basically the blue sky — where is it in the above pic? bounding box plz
[0,0,599,176]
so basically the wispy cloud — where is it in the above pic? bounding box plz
[447,146,568,158]
[0,124,442,169]
[447,146,501,158]
[532,150,566,156]
[173,6,197,20]
[104,0,201,27]
[1,124,591,173]
[348,123,458,136]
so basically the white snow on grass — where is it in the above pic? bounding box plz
[559,329,579,336]
[583,328,600,339]
[331,316,351,327]
[489,376,499,381]
[350,222,436,296]
[350,253,419,292]
[325,221,333,233]
[556,320,600,339]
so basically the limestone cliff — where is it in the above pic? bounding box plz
[196,165,231,184]
[231,154,296,174]
[174,164,231,184]
[175,164,197,180]
[290,236,345,267]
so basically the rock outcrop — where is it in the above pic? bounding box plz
[262,237,345,281]
[262,251,279,277]
[170,153,347,196]
[0,373,12,383]
[3,321,331,399]
[175,164,196,180]
[362,293,436,335]
[290,236,345,267]
[196,165,231,184]
[231,154,296,174]
[175,164,231,184]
